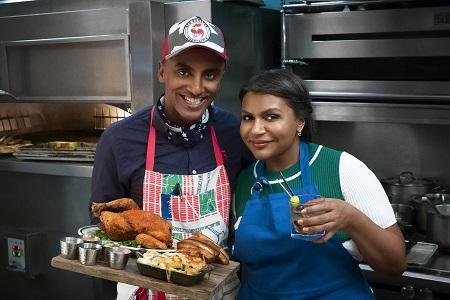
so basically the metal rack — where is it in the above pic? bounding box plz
[0,114,32,133]
[93,107,130,131]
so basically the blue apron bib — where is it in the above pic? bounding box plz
[233,142,374,300]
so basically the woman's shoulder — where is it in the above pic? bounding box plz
[308,142,342,156]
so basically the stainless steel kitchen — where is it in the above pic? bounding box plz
[1,0,450,299]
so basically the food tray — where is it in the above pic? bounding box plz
[407,242,438,266]
[51,256,240,300]
[136,260,213,286]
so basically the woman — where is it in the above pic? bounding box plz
[233,69,406,299]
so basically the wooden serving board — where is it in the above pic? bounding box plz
[51,256,240,300]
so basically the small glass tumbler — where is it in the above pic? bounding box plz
[289,193,325,241]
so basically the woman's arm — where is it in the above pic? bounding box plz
[298,152,406,275]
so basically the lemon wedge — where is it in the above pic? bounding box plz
[290,196,300,206]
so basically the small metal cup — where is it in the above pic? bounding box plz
[108,247,131,270]
[78,243,102,265]
[60,237,83,259]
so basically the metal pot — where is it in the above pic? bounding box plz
[426,204,450,249]
[391,204,414,224]
[391,204,415,240]
[381,171,437,204]
[411,193,449,234]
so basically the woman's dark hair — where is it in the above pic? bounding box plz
[239,68,315,141]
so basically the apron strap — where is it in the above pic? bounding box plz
[145,107,156,170]
[299,141,312,187]
[210,126,224,166]
[145,107,224,170]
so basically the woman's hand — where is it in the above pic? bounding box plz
[296,197,406,276]
[295,197,358,243]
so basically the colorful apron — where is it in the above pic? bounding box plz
[233,142,374,300]
[119,108,233,300]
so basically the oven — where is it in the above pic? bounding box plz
[282,0,450,103]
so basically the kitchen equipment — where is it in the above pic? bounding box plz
[13,142,96,162]
[391,204,414,224]
[78,242,102,265]
[60,237,83,260]
[282,1,450,104]
[406,242,438,267]
[107,247,131,270]
[381,171,438,204]
[411,193,449,233]
[427,204,450,249]
[391,204,415,239]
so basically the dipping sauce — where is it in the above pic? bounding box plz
[81,235,100,243]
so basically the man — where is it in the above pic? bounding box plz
[90,16,252,299]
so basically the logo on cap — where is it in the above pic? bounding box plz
[184,17,211,43]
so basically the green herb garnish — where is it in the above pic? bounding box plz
[93,230,141,248]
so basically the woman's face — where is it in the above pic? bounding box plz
[158,48,225,127]
[240,92,305,171]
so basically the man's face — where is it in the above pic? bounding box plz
[158,48,225,126]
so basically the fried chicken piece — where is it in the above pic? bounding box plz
[99,211,136,241]
[122,210,172,247]
[91,198,140,218]
[92,198,172,249]
[136,233,168,249]
[97,208,172,248]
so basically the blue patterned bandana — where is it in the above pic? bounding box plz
[155,96,212,146]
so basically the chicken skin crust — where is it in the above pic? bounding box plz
[98,209,172,248]
[99,211,136,241]
[91,198,140,218]
[136,233,168,249]
[93,198,172,249]
[122,210,172,247]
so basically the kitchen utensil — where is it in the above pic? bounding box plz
[381,171,438,204]
[406,242,438,266]
[411,193,448,233]
[108,247,131,270]
[426,204,450,249]
[78,243,102,265]
[60,237,83,259]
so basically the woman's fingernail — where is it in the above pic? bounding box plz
[302,227,309,232]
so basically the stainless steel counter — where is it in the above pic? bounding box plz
[360,249,450,298]
[0,156,93,177]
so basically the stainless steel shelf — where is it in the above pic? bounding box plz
[0,156,93,177]
[313,102,450,124]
